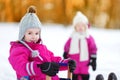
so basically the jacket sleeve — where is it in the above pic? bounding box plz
[44,46,70,70]
[8,47,43,77]
[88,35,97,58]
[64,38,71,53]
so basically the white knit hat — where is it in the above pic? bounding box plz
[73,11,88,27]
[19,6,42,41]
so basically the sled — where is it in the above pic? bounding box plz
[46,63,72,80]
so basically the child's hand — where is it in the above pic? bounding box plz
[37,62,59,76]
[90,57,96,71]
[63,52,68,59]
[68,60,76,72]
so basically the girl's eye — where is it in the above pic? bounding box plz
[28,32,31,35]
[36,33,39,35]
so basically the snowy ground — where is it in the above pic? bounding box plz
[0,23,120,80]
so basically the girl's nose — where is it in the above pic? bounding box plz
[31,35,36,39]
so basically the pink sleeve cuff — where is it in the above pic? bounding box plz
[26,61,42,76]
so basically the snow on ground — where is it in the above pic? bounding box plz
[0,23,120,80]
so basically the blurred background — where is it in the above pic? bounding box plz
[0,0,120,29]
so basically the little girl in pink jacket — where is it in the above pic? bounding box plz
[8,6,76,80]
[63,11,97,80]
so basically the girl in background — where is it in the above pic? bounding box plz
[63,11,97,80]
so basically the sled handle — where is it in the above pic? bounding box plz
[46,75,51,80]
[59,63,72,79]
[67,66,72,79]
[46,63,72,80]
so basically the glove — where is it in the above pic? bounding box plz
[37,62,59,76]
[63,52,68,59]
[90,57,96,71]
[68,60,76,72]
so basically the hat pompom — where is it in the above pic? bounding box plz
[27,6,36,13]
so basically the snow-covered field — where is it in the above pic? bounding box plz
[0,23,120,80]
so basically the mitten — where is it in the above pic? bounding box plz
[37,62,59,76]
[63,52,68,59]
[68,60,76,72]
[90,57,96,71]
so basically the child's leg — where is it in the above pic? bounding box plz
[81,74,89,80]
[78,75,82,80]
[72,74,78,80]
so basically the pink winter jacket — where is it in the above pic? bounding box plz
[9,41,68,80]
[64,35,97,74]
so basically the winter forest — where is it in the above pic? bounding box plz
[0,0,120,80]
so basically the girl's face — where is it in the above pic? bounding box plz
[75,22,87,33]
[24,28,40,43]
